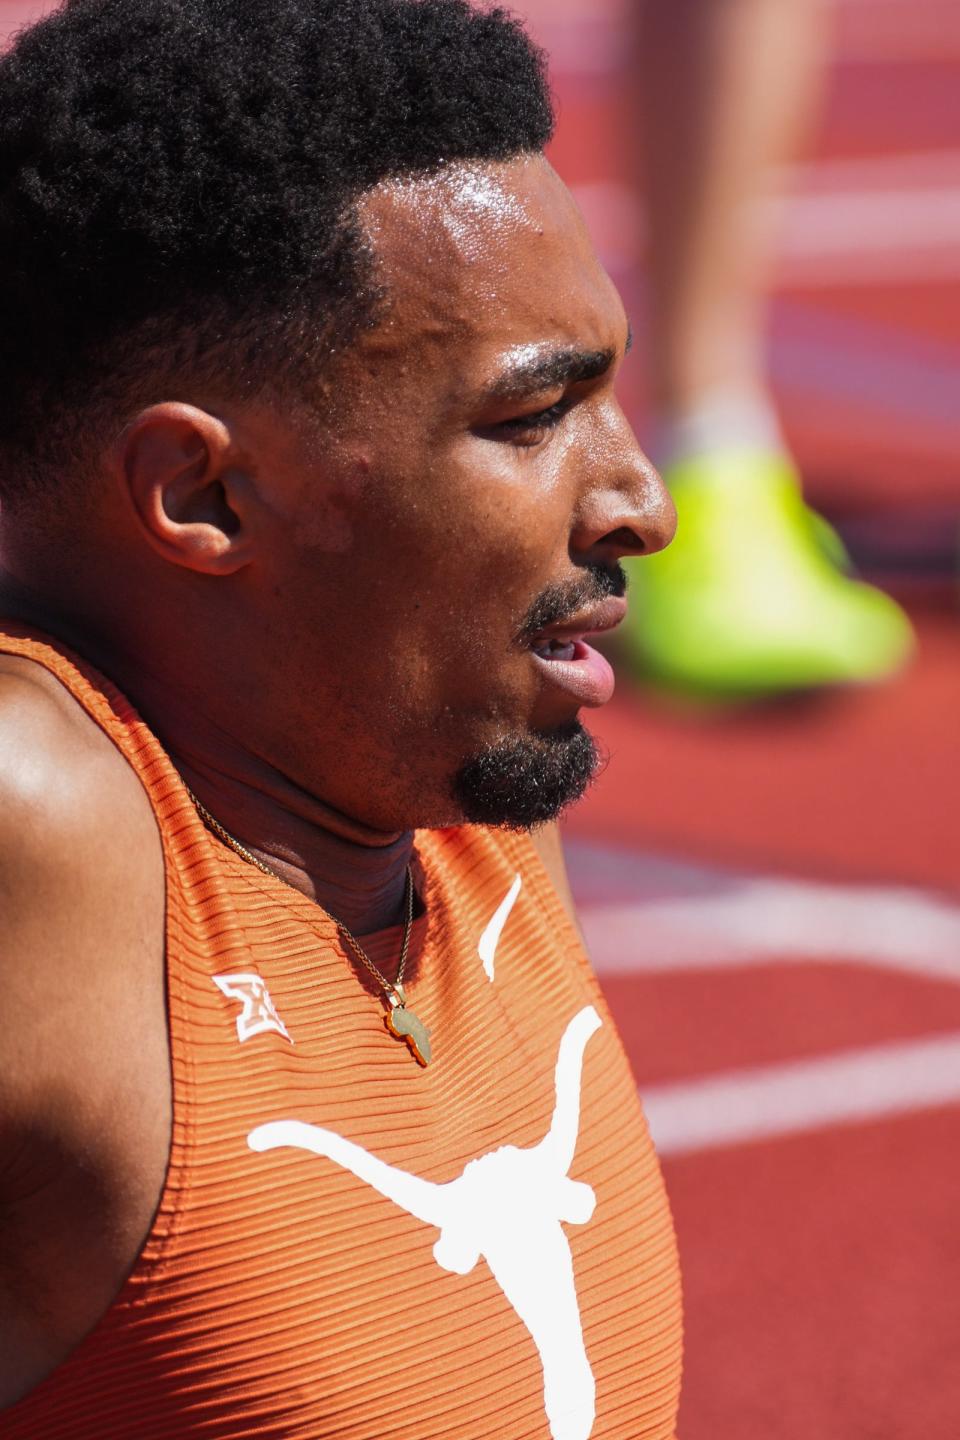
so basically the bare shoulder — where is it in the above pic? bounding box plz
[0,650,160,959]
[0,653,169,1406]
[0,647,164,1139]
[0,648,131,799]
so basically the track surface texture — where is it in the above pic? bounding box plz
[2,0,959,1436]
[516,0,959,1434]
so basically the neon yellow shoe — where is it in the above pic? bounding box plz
[623,451,914,696]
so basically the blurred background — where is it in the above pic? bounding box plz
[1,0,958,1435]
[513,0,960,1436]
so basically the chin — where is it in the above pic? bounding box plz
[449,719,600,831]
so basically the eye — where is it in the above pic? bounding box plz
[485,398,574,446]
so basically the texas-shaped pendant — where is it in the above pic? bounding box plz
[385,987,431,1066]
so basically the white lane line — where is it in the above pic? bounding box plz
[566,843,960,984]
[573,164,960,283]
[763,187,960,282]
[478,873,523,982]
[579,882,960,983]
[641,1032,960,1157]
[776,147,960,195]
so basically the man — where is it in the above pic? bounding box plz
[0,2,682,1437]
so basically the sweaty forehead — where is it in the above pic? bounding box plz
[354,154,621,362]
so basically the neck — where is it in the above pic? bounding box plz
[0,579,414,934]
[180,756,415,935]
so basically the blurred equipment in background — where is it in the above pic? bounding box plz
[622,0,913,696]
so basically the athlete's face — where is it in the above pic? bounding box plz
[263,155,673,830]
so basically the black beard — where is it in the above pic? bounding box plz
[451,721,600,830]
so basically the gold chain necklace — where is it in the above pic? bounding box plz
[185,787,431,1066]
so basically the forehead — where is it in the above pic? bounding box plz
[354,155,623,371]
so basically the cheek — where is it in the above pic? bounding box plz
[292,507,355,554]
[288,467,371,555]
[397,526,557,710]
[301,444,569,675]
[437,441,571,562]
[405,508,545,652]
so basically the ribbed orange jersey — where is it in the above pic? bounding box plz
[1,625,682,1440]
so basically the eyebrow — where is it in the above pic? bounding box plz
[480,322,632,405]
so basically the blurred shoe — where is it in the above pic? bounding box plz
[623,451,914,696]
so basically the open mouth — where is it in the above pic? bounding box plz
[526,594,628,656]
[526,597,628,707]
[532,637,581,663]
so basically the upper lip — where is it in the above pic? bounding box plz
[528,595,628,646]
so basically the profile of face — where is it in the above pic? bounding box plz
[137,155,674,832]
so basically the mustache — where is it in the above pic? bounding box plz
[515,563,628,645]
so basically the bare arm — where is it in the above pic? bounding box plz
[0,660,168,1408]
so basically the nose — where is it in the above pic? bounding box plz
[568,404,676,565]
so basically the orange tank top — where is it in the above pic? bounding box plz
[1,625,682,1440]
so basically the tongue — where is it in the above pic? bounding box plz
[532,638,617,706]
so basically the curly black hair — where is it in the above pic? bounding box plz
[0,0,553,502]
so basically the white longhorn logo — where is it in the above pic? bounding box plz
[248,1005,602,1440]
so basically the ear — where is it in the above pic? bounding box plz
[109,402,256,575]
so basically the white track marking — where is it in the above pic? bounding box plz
[478,873,523,982]
[566,843,960,985]
[579,885,960,982]
[761,186,960,283]
[777,147,960,195]
[641,1033,960,1157]
[574,154,960,283]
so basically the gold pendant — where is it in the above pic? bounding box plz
[385,986,431,1067]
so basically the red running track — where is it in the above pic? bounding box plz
[2,2,959,1437]
[525,1,960,1432]
[523,0,960,523]
[562,603,960,1438]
